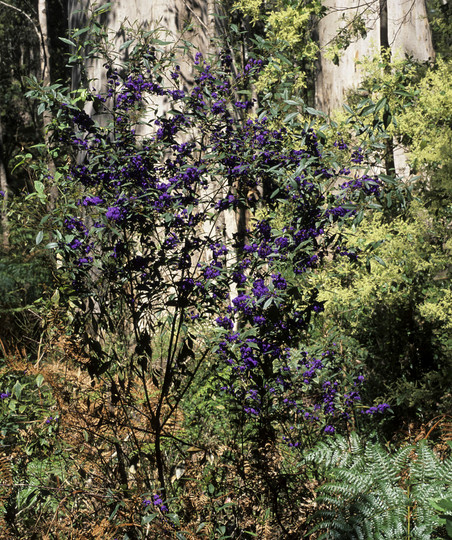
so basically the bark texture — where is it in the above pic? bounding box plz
[0,120,9,252]
[68,0,216,94]
[316,0,434,114]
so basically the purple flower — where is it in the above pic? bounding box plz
[143,494,168,512]
[313,302,324,313]
[82,196,104,206]
[216,194,236,211]
[232,294,254,315]
[351,147,364,164]
[77,256,93,266]
[216,316,234,330]
[204,262,222,279]
[362,403,390,414]
[168,89,185,100]
[1,391,11,399]
[272,273,287,290]
[68,238,82,250]
[106,206,123,221]
[252,278,269,299]
[211,100,226,114]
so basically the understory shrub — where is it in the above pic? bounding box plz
[1,11,412,538]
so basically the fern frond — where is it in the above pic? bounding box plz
[364,443,400,483]
[439,453,452,483]
[309,436,451,540]
[392,443,413,471]
[410,442,441,483]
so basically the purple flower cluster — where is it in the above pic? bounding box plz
[82,196,103,206]
[48,45,389,441]
[341,175,381,196]
[362,403,391,414]
[351,147,364,164]
[143,494,168,513]
[334,137,348,150]
[105,206,125,221]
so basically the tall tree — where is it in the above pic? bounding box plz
[316,0,434,113]
[0,120,8,251]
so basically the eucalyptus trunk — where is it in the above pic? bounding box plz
[0,119,9,252]
[316,0,434,114]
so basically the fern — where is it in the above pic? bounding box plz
[306,435,452,539]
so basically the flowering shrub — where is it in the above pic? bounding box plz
[25,21,395,535]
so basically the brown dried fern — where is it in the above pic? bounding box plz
[0,452,13,537]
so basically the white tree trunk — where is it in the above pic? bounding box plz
[0,119,9,252]
[68,0,216,95]
[38,0,51,86]
[316,0,434,114]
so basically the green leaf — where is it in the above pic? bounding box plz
[373,256,386,267]
[119,39,134,51]
[12,380,23,399]
[196,522,206,533]
[152,39,173,45]
[360,104,375,117]
[284,99,303,106]
[36,231,44,245]
[284,112,299,123]
[305,107,324,116]
[59,37,76,47]
[71,27,90,38]
[34,181,45,193]
[51,289,60,305]
[36,374,45,388]
[446,519,452,537]
[374,97,387,113]
[93,2,111,14]
[273,51,292,65]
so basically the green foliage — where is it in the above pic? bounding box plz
[311,201,451,424]
[307,433,452,539]
[397,59,452,204]
[337,51,452,205]
[430,497,452,537]
[0,192,54,350]
[0,359,66,535]
[1,2,451,538]
[229,0,323,99]
[426,0,452,59]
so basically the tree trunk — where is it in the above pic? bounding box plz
[69,0,216,98]
[379,0,396,175]
[316,0,434,114]
[38,0,51,86]
[0,119,9,252]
